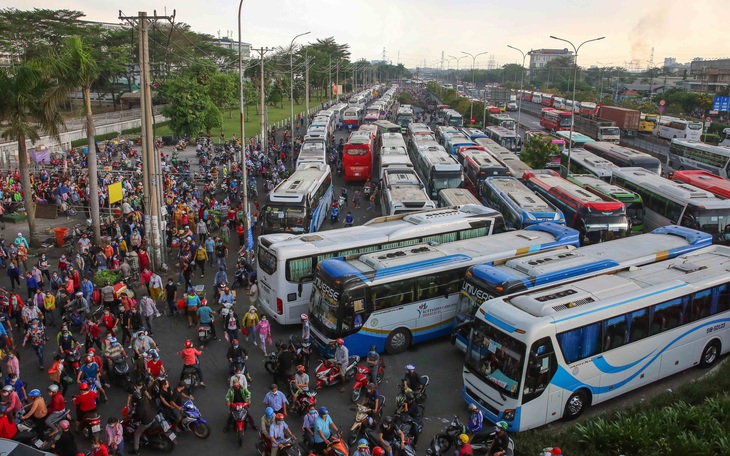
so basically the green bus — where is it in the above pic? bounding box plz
[567,173,645,233]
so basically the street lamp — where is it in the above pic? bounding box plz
[290,31,311,157]
[462,51,488,124]
[448,54,468,87]
[507,45,529,136]
[550,35,605,173]
[237,0,249,250]
[597,62,612,101]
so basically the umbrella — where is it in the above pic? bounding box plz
[52,185,71,196]
[0,438,56,456]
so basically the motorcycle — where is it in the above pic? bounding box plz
[351,360,385,403]
[256,435,301,456]
[287,380,317,416]
[229,402,251,447]
[398,375,430,405]
[346,401,384,447]
[79,410,103,440]
[63,344,84,379]
[314,356,360,389]
[122,412,176,453]
[198,323,213,345]
[180,400,210,439]
[323,437,349,456]
[181,364,202,390]
[330,206,339,224]
[288,334,311,369]
[109,356,133,392]
[425,415,506,456]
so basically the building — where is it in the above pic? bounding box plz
[214,37,251,60]
[688,58,730,93]
[528,49,574,70]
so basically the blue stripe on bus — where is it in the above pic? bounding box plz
[482,312,518,333]
[651,225,712,247]
[550,283,688,324]
[592,350,655,374]
[463,386,524,431]
[552,316,730,395]
[374,254,472,280]
[532,260,619,287]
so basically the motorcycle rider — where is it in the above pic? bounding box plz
[456,434,473,456]
[291,365,309,406]
[129,392,156,455]
[486,421,510,456]
[45,384,67,430]
[224,378,258,432]
[263,383,288,416]
[300,314,310,342]
[378,416,404,456]
[334,338,349,393]
[227,339,249,377]
[269,412,296,456]
[72,381,98,433]
[103,337,128,380]
[274,341,297,387]
[467,403,483,436]
[301,404,318,451]
[362,382,381,418]
[21,389,46,433]
[365,345,380,385]
[313,406,340,455]
[179,340,205,387]
[260,407,275,452]
[402,364,424,394]
[353,439,371,456]
[196,299,217,341]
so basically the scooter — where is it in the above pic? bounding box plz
[256,435,301,456]
[109,356,133,392]
[180,400,210,439]
[288,335,311,369]
[314,356,360,389]
[346,401,384,448]
[425,415,507,456]
[198,323,213,345]
[122,413,176,453]
[287,380,317,416]
[229,402,251,447]
[351,360,386,402]
[330,206,339,224]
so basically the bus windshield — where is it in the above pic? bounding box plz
[686,207,730,238]
[626,202,644,227]
[603,127,620,136]
[583,212,629,244]
[264,205,307,233]
[310,276,343,336]
[432,172,464,192]
[500,137,519,151]
[465,318,526,399]
[559,117,572,128]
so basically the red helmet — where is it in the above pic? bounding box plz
[336,338,344,345]
[232,339,239,345]
[297,365,306,373]
[275,413,284,421]
[373,447,384,456]
[185,340,193,348]
[87,348,96,354]
[79,382,89,391]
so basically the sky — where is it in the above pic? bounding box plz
[7,0,730,70]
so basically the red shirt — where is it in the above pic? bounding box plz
[180,347,201,365]
[73,391,98,412]
[92,443,109,456]
[146,359,164,377]
[0,414,17,439]
[228,209,236,221]
[48,392,66,412]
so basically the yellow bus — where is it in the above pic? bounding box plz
[638,113,658,134]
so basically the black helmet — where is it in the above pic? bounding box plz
[131,392,143,404]
[405,391,415,402]
[382,416,393,425]
[275,340,283,349]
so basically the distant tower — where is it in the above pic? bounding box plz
[382,47,387,62]
[488,54,496,70]
[647,46,655,71]
[441,50,444,71]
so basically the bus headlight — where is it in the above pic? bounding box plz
[503,409,516,421]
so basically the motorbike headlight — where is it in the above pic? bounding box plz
[502,409,516,421]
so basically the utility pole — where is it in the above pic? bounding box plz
[119,10,174,270]
[328,55,332,105]
[305,52,310,127]
[252,47,271,150]
[336,62,340,102]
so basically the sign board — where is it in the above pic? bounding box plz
[658,106,665,113]
[659,99,666,106]
[332,84,343,95]
[712,96,730,112]
[108,181,123,204]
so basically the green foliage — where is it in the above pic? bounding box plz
[93,269,121,288]
[702,133,720,145]
[521,135,559,169]
[207,72,238,115]
[202,104,222,135]
[159,75,214,137]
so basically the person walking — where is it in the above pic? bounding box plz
[255,315,271,355]
[194,244,208,278]
[242,306,259,345]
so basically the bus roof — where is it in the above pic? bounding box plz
[672,170,730,200]
[568,174,638,199]
[553,130,595,143]
[347,131,373,145]
[563,148,618,178]
[485,176,557,212]
[523,170,623,211]
[268,164,330,201]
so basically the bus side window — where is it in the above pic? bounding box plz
[628,309,649,342]
[523,337,557,404]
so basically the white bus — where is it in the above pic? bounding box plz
[296,138,327,169]
[256,205,507,324]
[463,244,730,431]
[654,118,703,141]
[612,167,730,243]
[380,168,437,215]
[378,132,410,177]
[261,163,334,235]
[310,223,580,355]
[667,139,730,179]
[485,126,521,152]
[410,144,464,199]
[437,188,482,207]
[560,148,618,182]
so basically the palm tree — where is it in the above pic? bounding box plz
[0,64,66,247]
[51,36,102,244]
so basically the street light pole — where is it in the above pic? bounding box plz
[237,0,249,249]
[461,51,488,123]
[550,35,605,173]
[448,55,467,87]
[289,31,310,159]
[507,45,529,135]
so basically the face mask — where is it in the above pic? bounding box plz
[140,336,145,340]
[309,410,316,415]
[233,345,238,349]
[63,334,69,338]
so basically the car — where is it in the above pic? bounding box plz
[506,101,518,111]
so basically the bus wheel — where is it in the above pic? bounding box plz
[700,340,721,368]
[563,389,590,420]
[385,328,412,355]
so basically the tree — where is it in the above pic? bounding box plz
[208,72,237,118]
[521,134,559,169]
[0,8,87,62]
[202,104,222,136]
[158,75,213,137]
[0,64,66,246]
[51,36,103,244]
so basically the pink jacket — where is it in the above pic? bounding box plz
[256,319,271,337]
[105,422,123,446]
[6,391,22,413]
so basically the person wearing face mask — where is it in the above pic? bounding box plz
[57,328,78,355]
[224,378,257,432]
[37,254,51,284]
[78,355,108,402]
[90,436,109,456]
[164,278,178,317]
[0,385,22,420]
[22,319,46,369]
[242,305,260,345]
[81,277,94,304]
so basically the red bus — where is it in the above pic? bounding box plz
[541,93,555,107]
[539,108,573,132]
[521,90,533,102]
[672,170,730,199]
[579,101,598,118]
[459,148,510,196]
[342,130,374,181]
[523,170,629,245]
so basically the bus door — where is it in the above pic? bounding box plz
[519,337,560,424]
[413,271,462,342]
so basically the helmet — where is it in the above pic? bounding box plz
[28,389,41,398]
[79,382,89,391]
[275,340,283,349]
[58,420,70,431]
[357,439,369,448]
[185,340,193,348]
[369,345,377,353]
[297,365,306,373]
[382,416,393,425]
[265,407,274,419]
[148,349,160,360]
[86,356,93,363]
[318,406,328,415]
[48,384,59,393]
[232,339,239,345]
[405,392,414,402]
[496,421,509,431]
[468,403,477,412]
[110,337,118,344]
[131,392,143,404]
[373,447,384,456]
[336,338,344,345]
[300,314,308,322]
[2,385,13,393]
[459,434,469,444]
[405,364,415,371]
[88,348,97,354]
[367,383,376,390]
[275,413,284,421]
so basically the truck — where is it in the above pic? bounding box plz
[573,116,621,143]
[597,106,641,137]
[488,87,512,108]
